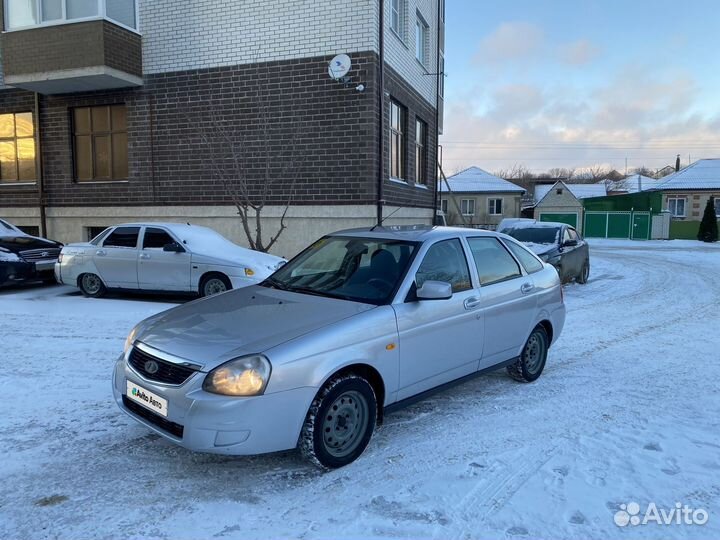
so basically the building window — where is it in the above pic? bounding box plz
[667,196,686,217]
[5,0,137,31]
[461,199,475,216]
[390,0,404,37]
[389,100,406,180]
[72,104,128,182]
[488,198,503,215]
[440,199,448,214]
[714,197,720,218]
[439,53,445,98]
[0,112,36,183]
[415,119,427,185]
[415,15,429,66]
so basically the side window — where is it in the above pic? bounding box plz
[102,226,140,248]
[504,240,544,274]
[143,228,175,249]
[415,239,472,293]
[467,237,522,285]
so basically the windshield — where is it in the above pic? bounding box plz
[264,236,419,304]
[503,227,560,245]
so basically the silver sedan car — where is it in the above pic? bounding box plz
[55,222,285,297]
[114,226,565,468]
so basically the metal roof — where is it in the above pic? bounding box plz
[654,159,720,191]
[439,166,525,194]
[609,174,664,193]
[535,182,607,202]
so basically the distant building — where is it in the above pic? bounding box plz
[438,167,525,229]
[532,181,607,233]
[607,174,664,195]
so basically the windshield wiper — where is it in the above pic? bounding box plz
[261,276,290,291]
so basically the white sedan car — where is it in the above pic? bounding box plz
[55,222,285,297]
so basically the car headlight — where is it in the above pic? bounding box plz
[0,247,20,262]
[203,355,271,396]
[123,325,142,354]
[547,255,561,265]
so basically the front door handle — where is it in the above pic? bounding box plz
[95,249,106,256]
[521,282,534,294]
[139,253,150,260]
[464,297,481,310]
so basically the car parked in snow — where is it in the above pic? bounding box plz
[0,218,62,287]
[55,222,285,297]
[498,219,590,284]
[114,225,566,468]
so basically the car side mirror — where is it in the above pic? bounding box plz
[416,280,453,300]
[562,239,578,247]
[163,242,185,253]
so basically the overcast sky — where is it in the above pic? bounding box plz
[440,0,720,176]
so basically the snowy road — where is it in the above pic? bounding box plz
[1,240,719,540]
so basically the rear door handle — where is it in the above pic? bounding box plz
[139,253,150,260]
[521,282,534,294]
[95,249,106,256]
[464,297,481,310]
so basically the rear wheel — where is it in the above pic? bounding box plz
[199,274,231,297]
[577,262,590,284]
[79,273,106,298]
[299,374,377,469]
[507,326,549,383]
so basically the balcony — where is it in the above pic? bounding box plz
[1,0,142,94]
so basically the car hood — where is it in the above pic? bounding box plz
[0,235,61,253]
[522,242,558,257]
[134,285,374,370]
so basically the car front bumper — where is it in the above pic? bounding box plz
[1,259,55,286]
[112,354,317,455]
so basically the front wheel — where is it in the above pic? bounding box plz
[79,273,106,298]
[507,326,549,383]
[299,374,377,469]
[199,274,231,297]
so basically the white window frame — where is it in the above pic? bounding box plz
[461,199,475,216]
[488,198,503,216]
[440,199,448,214]
[415,14,429,67]
[390,0,403,37]
[667,196,687,218]
[4,0,139,33]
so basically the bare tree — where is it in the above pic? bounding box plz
[193,75,309,253]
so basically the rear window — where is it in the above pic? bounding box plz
[503,239,544,274]
[503,227,560,245]
[467,237,522,285]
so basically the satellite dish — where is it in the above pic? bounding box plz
[328,54,351,80]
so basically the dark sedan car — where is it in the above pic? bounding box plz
[0,219,62,287]
[499,219,590,284]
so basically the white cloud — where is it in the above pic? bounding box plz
[474,22,545,64]
[559,39,601,66]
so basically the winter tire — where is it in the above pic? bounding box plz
[507,325,549,383]
[299,374,377,469]
[577,263,590,284]
[200,274,231,297]
[79,273,106,298]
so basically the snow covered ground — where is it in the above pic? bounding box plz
[1,240,719,540]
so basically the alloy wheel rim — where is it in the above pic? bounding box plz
[321,390,369,458]
[83,274,101,294]
[205,279,227,295]
[523,333,544,374]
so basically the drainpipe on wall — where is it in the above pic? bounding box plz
[432,0,442,224]
[376,0,385,225]
[34,92,47,237]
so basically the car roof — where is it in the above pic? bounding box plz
[106,222,214,234]
[330,225,502,242]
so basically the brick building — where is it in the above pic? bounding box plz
[0,0,444,256]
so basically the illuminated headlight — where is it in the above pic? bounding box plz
[203,355,271,396]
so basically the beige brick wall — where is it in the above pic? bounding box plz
[441,193,522,228]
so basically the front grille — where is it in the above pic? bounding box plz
[122,395,184,438]
[128,346,197,385]
[19,247,61,262]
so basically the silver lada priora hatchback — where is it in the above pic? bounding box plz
[114,226,566,468]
